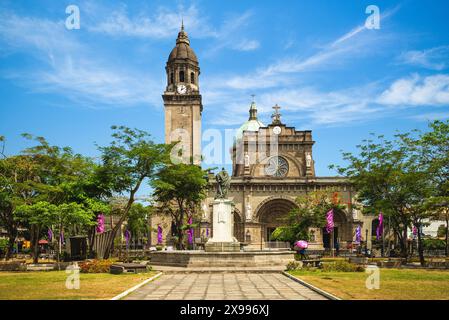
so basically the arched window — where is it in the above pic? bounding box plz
[190,72,195,84]
[170,72,174,84]
[179,71,185,82]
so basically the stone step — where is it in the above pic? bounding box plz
[153,265,285,274]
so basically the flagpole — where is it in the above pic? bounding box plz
[382,222,385,257]
[331,227,335,258]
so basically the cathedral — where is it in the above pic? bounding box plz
[151,25,375,252]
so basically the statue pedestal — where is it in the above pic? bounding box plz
[205,199,240,252]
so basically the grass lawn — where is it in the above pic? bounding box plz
[0,271,158,300]
[289,268,449,300]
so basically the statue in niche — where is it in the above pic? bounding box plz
[306,152,312,167]
[244,152,250,167]
[245,202,252,221]
[201,202,208,221]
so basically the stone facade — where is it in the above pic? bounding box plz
[197,102,375,251]
[151,25,376,251]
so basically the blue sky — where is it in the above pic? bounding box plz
[1,0,449,181]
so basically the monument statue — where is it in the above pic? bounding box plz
[215,167,231,199]
[206,167,240,252]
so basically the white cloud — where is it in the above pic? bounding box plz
[409,112,449,121]
[257,86,382,126]
[203,10,260,55]
[87,4,260,53]
[398,46,449,71]
[378,74,449,106]
[0,11,160,108]
[204,83,384,127]
[0,12,80,60]
[88,4,216,39]
[233,39,260,52]
[215,16,393,91]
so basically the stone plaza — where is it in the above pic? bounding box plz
[124,273,327,300]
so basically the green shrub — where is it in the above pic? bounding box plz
[286,261,301,271]
[437,225,447,238]
[321,260,365,272]
[78,259,114,273]
[0,238,8,254]
[422,238,446,250]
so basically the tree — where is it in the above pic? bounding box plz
[331,128,439,265]
[0,134,106,262]
[15,201,94,265]
[127,203,153,247]
[0,136,48,260]
[271,190,346,244]
[152,164,209,249]
[0,186,16,260]
[96,126,169,258]
[418,120,449,256]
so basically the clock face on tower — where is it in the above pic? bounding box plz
[177,84,187,94]
[273,126,281,135]
[265,156,289,177]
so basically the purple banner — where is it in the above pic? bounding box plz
[96,213,105,234]
[48,228,53,242]
[124,229,131,247]
[157,225,163,244]
[326,209,334,234]
[376,212,383,240]
[355,226,361,244]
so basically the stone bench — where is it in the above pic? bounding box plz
[377,258,405,268]
[110,263,149,274]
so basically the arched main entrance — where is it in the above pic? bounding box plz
[256,197,297,242]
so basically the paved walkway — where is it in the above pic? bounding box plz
[124,273,327,300]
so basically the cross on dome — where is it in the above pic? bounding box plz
[271,104,282,124]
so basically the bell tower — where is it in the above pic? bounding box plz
[163,23,202,165]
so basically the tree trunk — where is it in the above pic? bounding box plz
[2,209,17,260]
[5,237,14,260]
[400,227,408,261]
[87,225,96,258]
[102,180,144,259]
[31,225,40,264]
[57,225,62,271]
[102,203,132,259]
[416,225,425,266]
[5,232,16,260]
[177,224,185,250]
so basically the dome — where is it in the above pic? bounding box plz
[168,43,198,64]
[235,101,265,142]
[167,24,198,64]
[235,119,265,141]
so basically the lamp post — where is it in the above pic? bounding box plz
[365,229,369,255]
